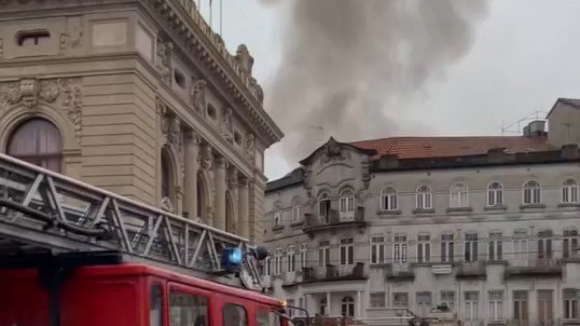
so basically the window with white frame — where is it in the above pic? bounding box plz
[274,203,282,227]
[488,232,503,261]
[537,230,553,260]
[441,291,455,312]
[370,236,385,264]
[341,296,355,317]
[291,197,301,222]
[381,187,398,211]
[523,180,542,205]
[340,238,354,265]
[513,291,529,324]
[416,292,432,317]
[274,248,283,275]
[513,230,528,262]
[318,241,330,267]
[287,246,296,272]
[464,233,478,262]
[488,290,504,322]
[563,230,579,259]
[450,183,469,208]
[441,233,455,263]
[339,189,355,220]
[393,293,408,308]
[287,299,295,317]
[393,234,408,263]
[298,298,304,316]
[487,182,503,207]
[319,298,327,315]
[417,234,431,263]
[464,291,479,322]
[370,293,386,308]
[564,289,579,320]
[416,185,432,210]
[563,179,580,204]
[262,257,271,276]
[299,243,307,270]
[318,192,331,222]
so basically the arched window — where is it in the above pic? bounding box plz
[196,172,208,222]
[273,202,282,227]
[416,185,432,210]
[319,298,327,315]
[7,119,63,173]
[450,183,468,208]
[225,191,235,233]
[487,182,503,207]
[523,180,541,205]
[160,149,175,212]
[341,296,355,317]
[318,192,331,222]
[381,187,398,211]
[562,179,579,204]
[339,189,355,220]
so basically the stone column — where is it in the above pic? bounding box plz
[238,177,250,239]
[183,131,199,220]
[213,156,226,230]
[326,292,331,315]
[357,291,362,318]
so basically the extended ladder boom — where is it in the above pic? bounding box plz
[0,152,263,289]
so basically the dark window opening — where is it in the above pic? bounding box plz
[174,70,186,89]
[7,119,63,173]
[207,105,217,119]
[223,304,247,326]
[16,30,51,46]
[169,291,208,326]
[234,131,242,145]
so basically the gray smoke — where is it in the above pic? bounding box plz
[262,0,489,163]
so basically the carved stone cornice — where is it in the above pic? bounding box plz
[0,77,83,145]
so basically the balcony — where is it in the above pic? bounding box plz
[302,263,367,283]
[505,259,563,278]
[385,263,416,281]
[281,271,303,288]
[303,208,367,235]
[455,261,487,279]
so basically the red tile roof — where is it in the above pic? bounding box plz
[350,135,554,160]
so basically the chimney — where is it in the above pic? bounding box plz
[523,120,546,137]
[561,144,579,159]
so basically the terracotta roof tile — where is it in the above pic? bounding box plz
[350,135,554,160]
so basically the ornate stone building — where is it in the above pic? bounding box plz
[263,99,580,326]
[0,0,282,242]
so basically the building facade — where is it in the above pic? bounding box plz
[263,99,580,326]
[0,0,282,242]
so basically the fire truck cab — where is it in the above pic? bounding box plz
[0,252,288,326]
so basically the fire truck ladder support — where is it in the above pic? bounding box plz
[0,152,263,288]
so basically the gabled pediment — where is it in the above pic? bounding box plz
[299,137,377,167]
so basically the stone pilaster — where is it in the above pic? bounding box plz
[238,177,250,239]
[183,131,200,220]
[213,156,226,230]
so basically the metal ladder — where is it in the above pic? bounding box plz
[0,152,263,290]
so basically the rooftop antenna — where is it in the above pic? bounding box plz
[500,110,548,135]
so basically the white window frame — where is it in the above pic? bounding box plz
[318,241,330,267]
[318,192,331,222]
[464,291,479,321]
[381,187,398,211]
[563,179,580,204]
[564,289,579,320]
[416,292,432,317]
[341,296,355,317]
[488,232,503,261]
[393,234,408,263]
[417,234,431,263]
[441,291,455,312]
[450,183,469,208]
[488,290,504,322]
[291,197,301,222]
[513,230,529,262]
[340,238,354,265]
[416,185,432,210]
[464,233,478,262]
[339,189,355,220]
[273,203,282,226]
[537,230,553,260]
[287,246,296,273]
[523,180,542,205]
[263,257,271,276]
[487,182,503,207]
[274,248,283,275]
[370,292,386,308]
[563,229,579,259]
[300,243,307,270]
[370,236,385,264]
[441,233,455,263]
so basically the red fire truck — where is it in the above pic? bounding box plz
[0,153,294,326]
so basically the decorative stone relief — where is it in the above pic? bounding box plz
[220,107,234,143]
[244,133,255,161]
[60,16,83,51]
[234,44,254,76]
[190,79,207,115]
[226,166,238,191]
[161,113,184,172]
[156,36,173,85]
[0,78,83,145]
[321,137,349,164]
[160,196,174,214]
[249,78,264,104]
[303,167,313,198]
[198,143,213,170]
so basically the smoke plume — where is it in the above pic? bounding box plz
[262,0,489,163]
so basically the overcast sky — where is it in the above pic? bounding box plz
[198,0,580,181]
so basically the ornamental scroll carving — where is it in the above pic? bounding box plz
[0,78,83,145]
[60,16,83,51]
[321,137,349,164]
[156,37,173,85]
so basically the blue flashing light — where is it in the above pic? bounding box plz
[222,247,243,268]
